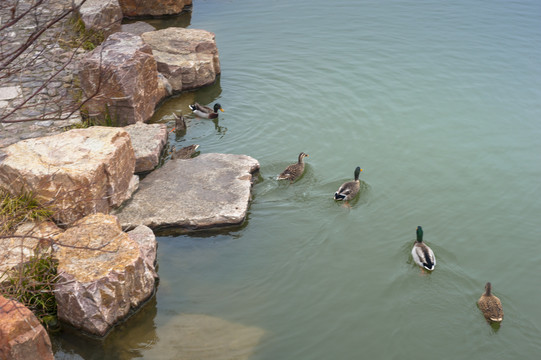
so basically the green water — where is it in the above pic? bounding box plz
[53,0,541,359]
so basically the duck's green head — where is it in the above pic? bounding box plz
[354,166,363,180]
[214,103,225,112]
[416,226,423,242]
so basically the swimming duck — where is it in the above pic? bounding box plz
[333,166,362,201]
[277,152,309,182]
[411,226,436,271]
[477,282,504,323]
[173,112,186,132]
[189,103,224,119]
[171,144,199,160]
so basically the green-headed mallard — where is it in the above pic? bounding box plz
[477,282,504,323]
[171,144,199,160]
[333,166,362,201]
[411,226,436,271]
[277,152,309,182]
[189,103,224,119]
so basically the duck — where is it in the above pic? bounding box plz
[173,112,186,132]
[333,166,362,201]
[477,282,504,323]
[189,102,224,119]
[171,144,199,160]
[411,226,436,271]
[277,152,309,182]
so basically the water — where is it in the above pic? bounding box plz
[52,0,541,359]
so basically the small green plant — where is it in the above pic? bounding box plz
[0,190,53,235]
[60,14,105,51]
[1,255,59,328]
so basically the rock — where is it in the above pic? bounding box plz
[118,0,192,17]
[0,86,21,101]
[115,153,259,231]
[0,296,54,360]
[0,222,62,283]
[127,225,157,275]
[79,32,165,126]
[53,213,158,337]
[142,28,221,92]
[0,127,136,224]
[124,123,168,173]
[142,313,266,360]
[120,21,156,36]
[79,0,123,38]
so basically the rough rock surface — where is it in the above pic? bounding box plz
[124,123,168,173]
[0,0,84,148]
[115,153,259,231]
[54,214,158,337]
[127,225,158,274]
[120,21,156,36]
[142,28,221,92]
[0,222,62,283]
[118,0,192,17]
[0,127,137,224]
[142,313,266,360]
[0,296,54,360]
[79,0,123,38]
[79,32,166,126]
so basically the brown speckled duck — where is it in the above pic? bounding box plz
[277,152,309,182]
[171,144,199,160]
[477,282,504,323]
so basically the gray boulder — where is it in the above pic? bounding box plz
[142,28,221,92]
[79,0,123,38]
[115,153,260,231]
[118,0,192,17]
[120,21,156,36]
[124,123,168,173]
[79,32,166,126]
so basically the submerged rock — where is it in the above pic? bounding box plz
[142,28,221,92]
[0,296,54,360]
[142,313,266,360]
[0,127,137,225]
[53,214,158,337]
[124,123,168,173]
[115,153,259,232]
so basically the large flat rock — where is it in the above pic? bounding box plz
[115,153,260,232]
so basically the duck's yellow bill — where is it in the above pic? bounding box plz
[220,108,225,112]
